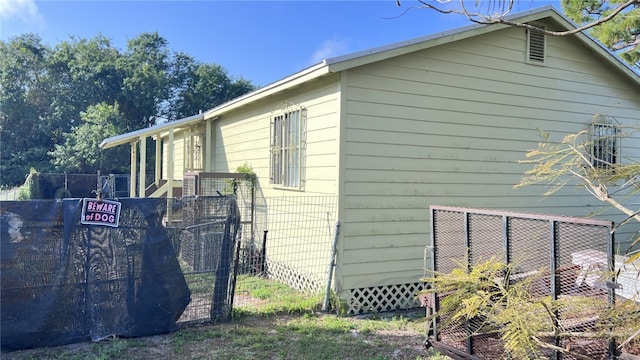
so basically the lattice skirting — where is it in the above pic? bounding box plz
[266,260,324,295]
[346,282,426,315]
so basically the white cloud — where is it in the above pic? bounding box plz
[0,0,45,34]
[309,37,351,64]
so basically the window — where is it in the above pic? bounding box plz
[270,106,306,189]
[590,115,620,169]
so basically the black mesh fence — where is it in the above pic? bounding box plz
[182,172,257,276]
[1,195,240,351]
[426,206,618,359]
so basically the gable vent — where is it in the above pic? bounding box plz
[527,29,546,64]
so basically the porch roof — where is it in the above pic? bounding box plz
[99,113,204,149]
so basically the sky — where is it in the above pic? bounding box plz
[1,0,561,87]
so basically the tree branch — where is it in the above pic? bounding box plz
[412,0,640,38]
[532,336,594,360]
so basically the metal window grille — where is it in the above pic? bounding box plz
[270,105,306,189]
[590,115,620,169]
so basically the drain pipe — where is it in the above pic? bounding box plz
[322,221,340,312]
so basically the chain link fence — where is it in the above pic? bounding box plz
[181,172,339,307]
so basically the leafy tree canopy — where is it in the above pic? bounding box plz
[562,0,640,68]
[49,102,129,174]
[0,32,256,187]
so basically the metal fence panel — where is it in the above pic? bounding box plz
[429,205,615,359]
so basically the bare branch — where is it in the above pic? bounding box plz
[409,0,640,37]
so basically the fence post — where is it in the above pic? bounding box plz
[429,206,439,341]
[607,222,616,360]
[463,211,474,355]
[549,220,560,360]
[322,221,340,312]
[261,230,268,276]
[502,215,510,264]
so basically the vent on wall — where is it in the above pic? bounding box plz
[527,28,546,64]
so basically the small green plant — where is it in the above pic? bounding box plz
[90,338,130,360]
[235,162,256,186]
[221,163,256,194]
[16,168,38,200]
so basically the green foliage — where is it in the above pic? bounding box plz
[0,35,57,185]
[516,121,640,262]
[169,62,256,120]
[221,163,257,194]
[15,168,39,200]
[420,257,634,359]
[235,162,256,185]
[49,102,129,174]
[0,32,255,187]
[561,0,640,69]
[233,275,322,318]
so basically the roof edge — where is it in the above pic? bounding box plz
[324,5,640,86]
[202,62,330,119]
[99,113,204,149]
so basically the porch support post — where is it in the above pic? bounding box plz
[167,128,174,197]
[186,126,192,171]
[155,132,161,184]
[139,136,146,197]
[205,118,212,171]
[130,140,138,197]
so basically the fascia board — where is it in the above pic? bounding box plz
[325,6,640,88]
[202,63,331,121]
[99,113,204,149]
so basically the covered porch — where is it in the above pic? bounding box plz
[100,113,213,198]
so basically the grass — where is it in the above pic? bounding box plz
[233,274,323,317]
[3,276,450,360]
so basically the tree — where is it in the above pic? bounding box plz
[421,257,640,359]
[562,0,640,68]
[515,119,640,261]
[396,0,640,69]
[420,116,639,358]
[0,34,57,185]
[169,58,255,120]
[49,102,129,174]
[49,35,125,130]
[117,32,173,130]
[0,32,256,187]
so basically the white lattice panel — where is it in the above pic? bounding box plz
[267,260,324,295]
[347,282,425,315]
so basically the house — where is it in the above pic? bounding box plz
[100,6,640,314]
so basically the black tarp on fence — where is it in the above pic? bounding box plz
[1,196,240,351]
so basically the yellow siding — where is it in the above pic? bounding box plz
[155,20,640,300]
[162,134,186,181]
[208,75,341,280]
[211,74,340,197]
[337,24,640,290]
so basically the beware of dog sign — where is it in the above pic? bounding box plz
[81,198,121,227]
